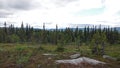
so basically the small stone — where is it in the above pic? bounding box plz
[43,53,57,56]
[103,55,117,61]
[70,54,80,59]
[37,64,41,68]
[48,57,52,60]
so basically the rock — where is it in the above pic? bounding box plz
[43,53,57,56]
[48,57,52,60]
[69,54,80,59]
[56,57,105,65]
[103,55,117,61]
[55,57,106,68]
[37,64,41,68]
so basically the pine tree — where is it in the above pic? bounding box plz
[55,24,58,45]
[3,22,7,42]
[91,30,107,55]
[19,22,25,42]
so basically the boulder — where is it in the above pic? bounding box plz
[56,57,105,65]
[55,57,106,68]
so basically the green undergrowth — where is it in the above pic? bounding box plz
[0,43,120,68]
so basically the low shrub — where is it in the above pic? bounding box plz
[55,46,65,52]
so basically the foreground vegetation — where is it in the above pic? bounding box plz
[0,43,120,68]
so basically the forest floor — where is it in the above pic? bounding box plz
[0,43,120,68]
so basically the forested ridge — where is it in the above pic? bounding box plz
[0,22,120,45]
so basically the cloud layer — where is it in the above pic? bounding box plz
[0,0,120,28]
[0,0,37,10]
[0,0,38,18]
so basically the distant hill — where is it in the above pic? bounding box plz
[115,27,120,31]
[33,24,120,32]
[45,27,120,32]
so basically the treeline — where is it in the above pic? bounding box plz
[0,22,120,44]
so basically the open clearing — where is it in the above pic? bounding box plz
[0,43,120,68]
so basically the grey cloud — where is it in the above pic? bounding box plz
[0,0,38,18]
[0,0,79,18]
[0,0,78,13]
[0,10,13,18]
[0,0,37,10]
[101,0,106,4]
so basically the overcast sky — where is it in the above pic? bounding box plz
[0,0,120,28]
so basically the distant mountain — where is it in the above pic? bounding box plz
[69,24,110,28]
[115,27,120,31]
[33,24,120,32]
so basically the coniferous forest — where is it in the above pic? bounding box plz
[0,22,120,45]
